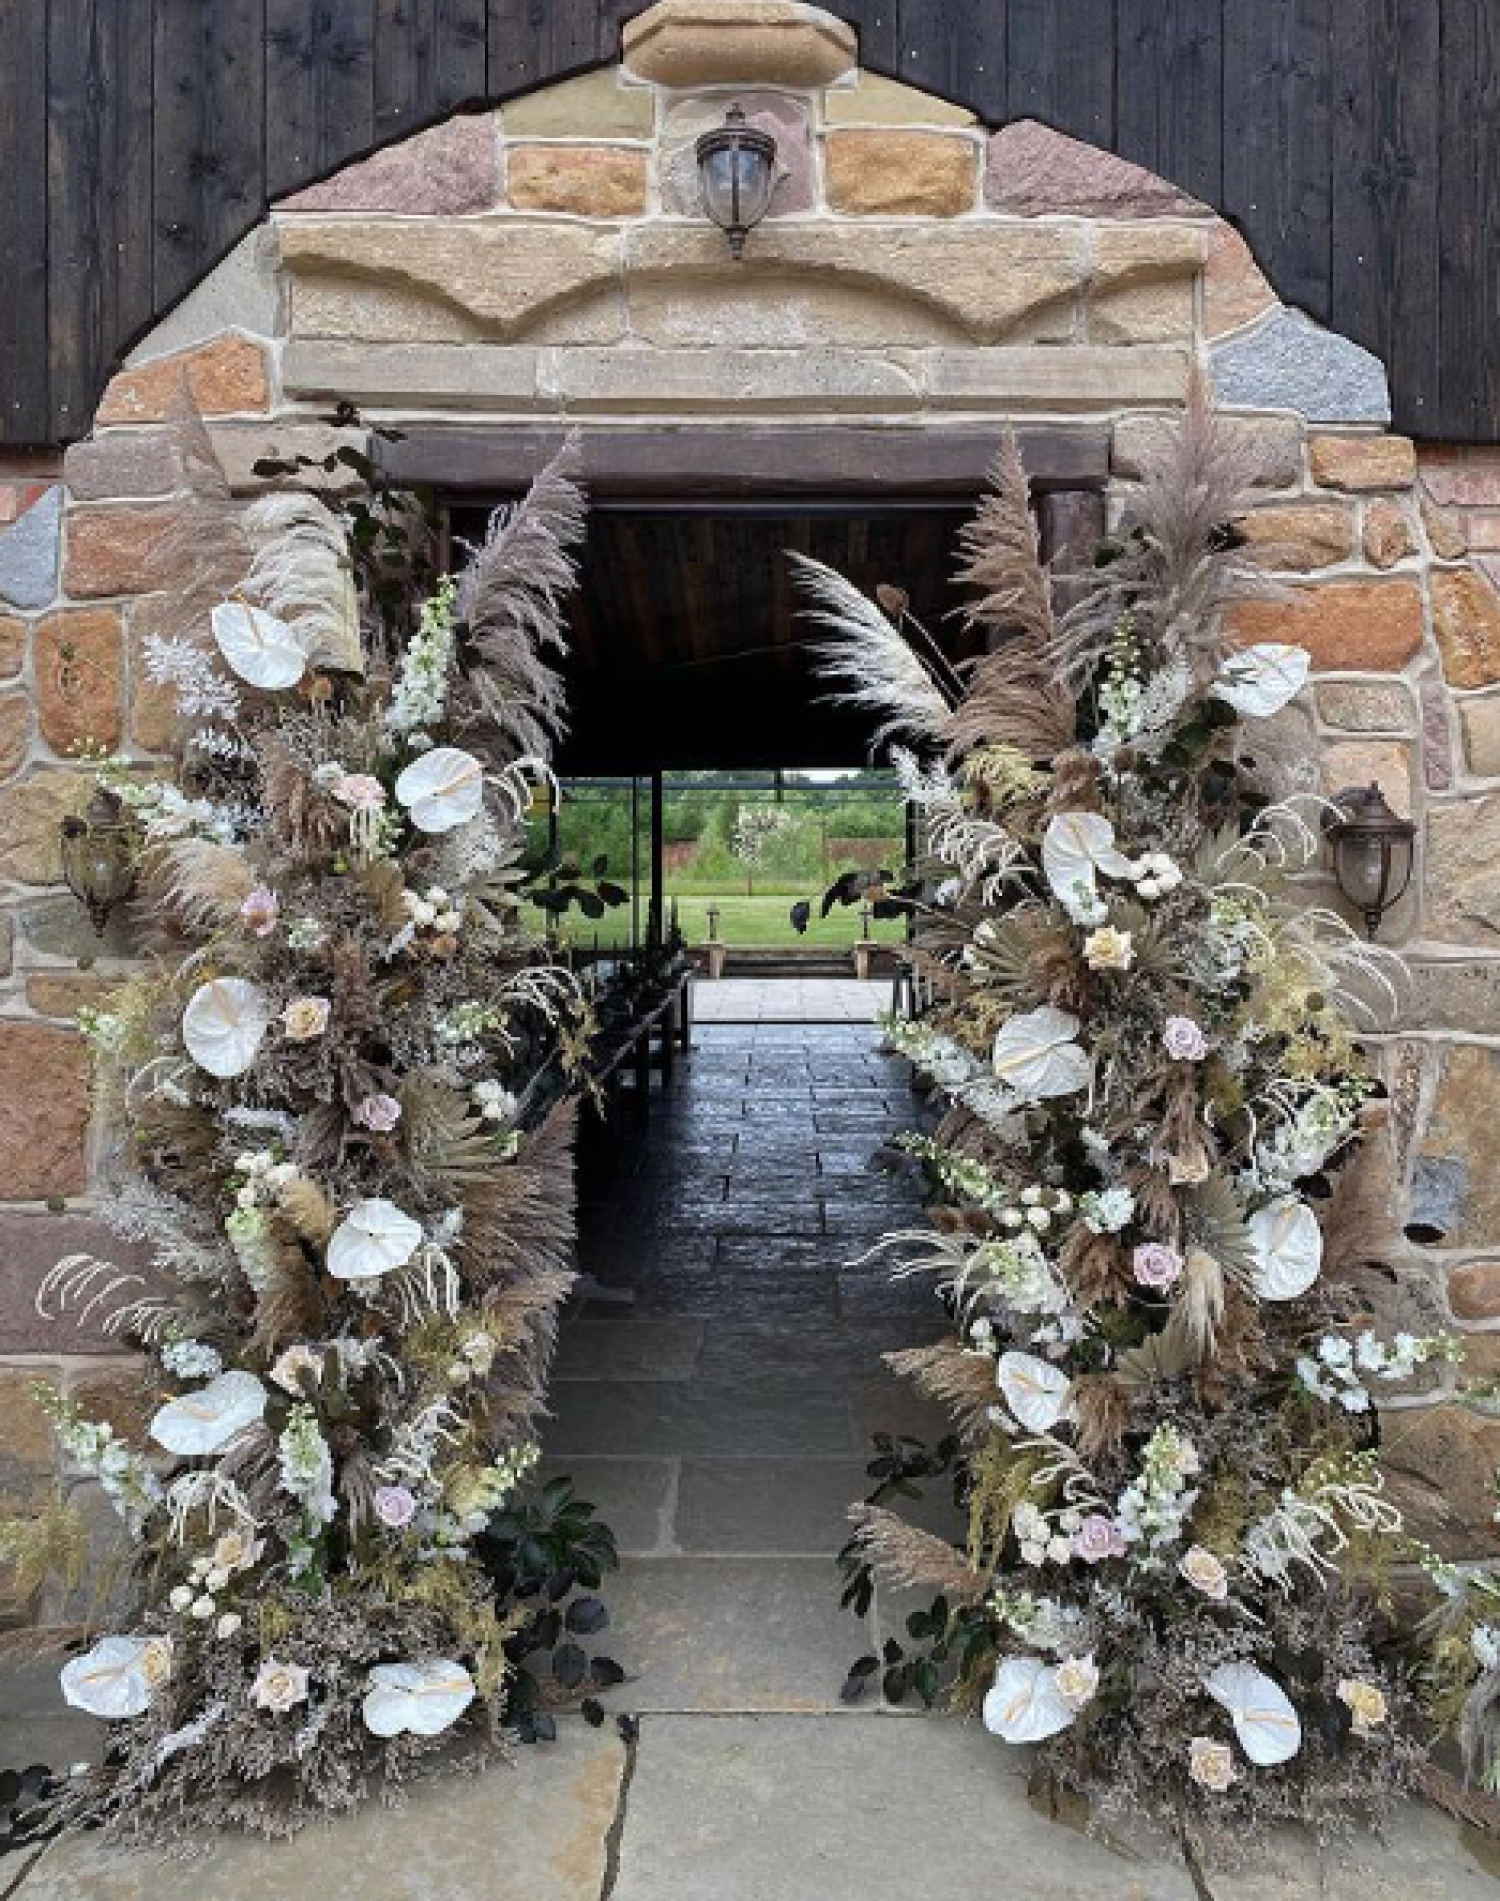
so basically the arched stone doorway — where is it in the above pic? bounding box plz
[5,0,1498,1635]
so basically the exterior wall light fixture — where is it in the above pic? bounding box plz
[1324,782,1415,938]
[60,786,139,937]
[695,102,778,259]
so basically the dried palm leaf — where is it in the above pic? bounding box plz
[1071,1373,1134,1462]
[1316,1124,1398,1282]
[886,1341,997,1444]
[144,836,258,935]
[847,1504,987,1602]
[1059,1223,1129,1308]
[276,1176,337,1249]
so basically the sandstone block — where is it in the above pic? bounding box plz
[1449,1262,1500,1324]
[924,346,1188,410]
[660,94,813,218]
[95,335,270,425]
[62,504,184,600]
[206,421,370,496]
[503,70,656,140]
[0,1213,151,1354]
[1309,432,1418,491]
[1422,678,1455,790]
[625,223,1085,345]
[0,693,29,781]
[1316,682,1414,733]
[0,614,23,677]
[282,340,549,412]
[1422,495,1468,560]
[1417,448,1500,508]
[1087,228,1202,346]
[63,432,178,503]
[1362,499,1418,569]
[26,971,122,1017]
[1202,223,1278,339]
[0,1021,91,1199]
[64,1364,153,1442]
[1320,739,1412,816]
[984,118,1210,218]
[1459,695,1500,777]
[1384,1403,1500,1557]
[507,145,650,218]
[279,113,500,215]
[1211,310,1391,425]
[1227,580,1424,672]
[1426,799,1500,948]
[623,1,857,90]
[0,771,91,885]
[279,218,625,343]
[128,608,180,754]
[1113,413,1301,488]
[627,277,965,349]
[0,486,62,610]
[35,608,123,756]
[1397,959,1500,1035]
[825,130,977,218]
[1234,501,1353,571]
[553,347,921,413]
[1432,567,1500,689]
[825,74,975,127]
[0,1369,62,1508]
[0,910,12,977]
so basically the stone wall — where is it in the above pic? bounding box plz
[3,0,1500,1564]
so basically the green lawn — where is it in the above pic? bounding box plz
[530,893,906,951]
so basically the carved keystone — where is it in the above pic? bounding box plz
[623,1,857,90]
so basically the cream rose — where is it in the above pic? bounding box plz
[1188,1736,1237,1792]
[1082,926,1134,972]
[139,1637,174,1691]
[1178,1545,1230,1602]
[1337,1677,1388,1735]
[252,1658,310,1714]
[1053,1653,1099,1711]
[283,996,331,1041]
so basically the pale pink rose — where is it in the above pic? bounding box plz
[1071,1514,1128,1564]
[374,1485,417,1528]
[332,773,386,813]
[1132,1242,1185,1291]
[239,886,280,938]
[283,996,331,1041]
[251,1658,310,1713]
[1162,1015,1208,1062]
[354,1093,402,1133]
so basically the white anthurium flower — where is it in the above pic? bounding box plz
[1205,1662,1302,1765]
[983,1655,1078,1744]
[996,1351,1072,1433]
[149,1370,268,1457]
[61,1635,173,1719]
[326,1198,424,1281]
[182,978,272,1079]
[1041,812,1136,913]
[361,1660,476,1738]
[395,747,485,834]
[992,1006,1091,1101]
[1247,1196,1323,1302]
[1214,644,1311,720]
[211,600,308,692]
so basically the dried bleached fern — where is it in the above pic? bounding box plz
[847,1504,987,1602]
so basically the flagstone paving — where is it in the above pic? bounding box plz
[9,1011,1500,1896]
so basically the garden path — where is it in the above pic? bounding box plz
[10,1013,1500,1897]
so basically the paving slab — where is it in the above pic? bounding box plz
[553,1319,705,1381]
[596,1558,866,1712]
[609,1714,1200,1901]
[536,1456,676,1555]
[14,1723,625,1901]
[675,1457,872,1555]
[547,1379,855,1457]
[1205,1797,1500,1900]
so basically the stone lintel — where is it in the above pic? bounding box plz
[623,1,858,91]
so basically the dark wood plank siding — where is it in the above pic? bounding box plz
[0,1,1492,446]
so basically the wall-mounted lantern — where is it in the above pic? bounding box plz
[60,787,138,937]
[1324,783,1415,938]
[695,103,779,259]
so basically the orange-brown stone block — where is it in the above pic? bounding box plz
[0,693,29,781]
[1309,432,1417,491]
[1234,502,1353,572]
[0,1021,91,1200]
[1431,567,1500,689]
[1228,579,1424,672]
[62,505,183,600]
[0,614,24,678]
[35,607,123,755]
[506,144,650,218]
[1202,224,1278,339]
[825,129,977,217]
[1361,500,1418,570]
[1450,1262,1500,1324]
[95,335,270,426]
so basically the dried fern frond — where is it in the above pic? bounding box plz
[458,440,586,760]
[793,553,956,751]
[946,435,1076,763]
[886,1341,998,1444]
[1071,1373,1133,1462]
[847,1503,987,1601]
[148,398,254,653]
[145,836,258,934]
[243,492,362,675]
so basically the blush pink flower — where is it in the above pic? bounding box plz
[374,1485,417,1529]
[1132,1242,1185,1291]
[1162,1015,1208,1062]
[354,1093,402,1133]
[1071,1514,1128,1563]
[239,886,280,938]
[331,773,386,813]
